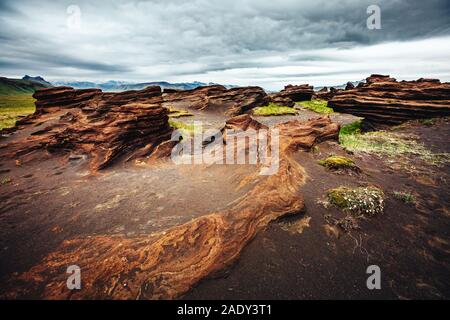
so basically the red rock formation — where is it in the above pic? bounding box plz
[269,84,314,106]
[222,114,268,132]
[329,75,450,129]
[2,86,174,170]
[163,85,270,116]
[268,94,295,107]
[345,82,355,90]
[5,117,340,300]
[279,84,314,101]
[313,87,342,101]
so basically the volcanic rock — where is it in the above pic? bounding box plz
[328,75,450,129]
[278,84,314,101]
[3,86,174,170]
[268,94,295,107]
[345,82,355,90]
[313,87,342,101]
[163,85,270,116]
[5,116,340,300]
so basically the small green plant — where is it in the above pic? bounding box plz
[419,118,436,126]
[318,155,356,170]
[297,99,333,114]
[339,120,362,139]
[253,103,297,116]
[1,177,12,185]
[169,120,198,135]
[167,106,193,118]
[326,186,385,216]
[392,191,416,203]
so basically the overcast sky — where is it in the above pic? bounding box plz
[1,0,450,90]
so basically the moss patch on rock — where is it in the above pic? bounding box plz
[253,103,297,116]
[297,99,333,114]
[318,155,356,170]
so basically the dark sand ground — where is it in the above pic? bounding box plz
[0,108,448,299]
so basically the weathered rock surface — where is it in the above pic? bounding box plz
[222,114,268,132]
[5,116,340,300]
[2,86,174,170]
[163,85,270,116]
[267,84,314,107]
[278,84,314,101]
[329,75,450,129]
[313,87,342,101]
[345,82,355,90]
[268,94,296,107]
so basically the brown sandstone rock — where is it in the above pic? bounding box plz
[6,116,340,300]
[3,86,173,171]
[268,94,296,107]
[278,84,314,101]
[163,85,270,116]
[328,75,450,129]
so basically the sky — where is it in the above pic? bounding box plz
[1,0,450,90]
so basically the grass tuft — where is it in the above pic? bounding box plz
[339,120,449,166]
[169,120,199,136]
[0,95,36,130]
[167,106,193,118]
[297,99,333,114]
[253,102,297,116]
[392,191,416,203]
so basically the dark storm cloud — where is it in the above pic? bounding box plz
[0,0,449,88]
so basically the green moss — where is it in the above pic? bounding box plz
[392,191,416,203]
[1,177,12,185]
[318,155,356,170]
[0,95,36,130]
[167,106,193,118]
[326,186,385,216]
[297,99,333,114]
[253,102,297,116]
[169,120,199,136]
[419,118,436,126]
[339,120,362,138]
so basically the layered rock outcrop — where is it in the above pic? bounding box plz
[163,85,270,116]
[3,86,174,170]
[313,87,343,101]
[6,116,340,300]
[269,84,314,107]
[329,75,450,129]
[268,94,295,107]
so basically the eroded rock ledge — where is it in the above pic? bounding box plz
[1,86,174,171]
[269,84,314,107]
[163,85,270,116]
[5,116,339,300]
[328,75,450,129]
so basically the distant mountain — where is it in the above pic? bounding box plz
[0,76,52,95]
[22,75,52,87]
[50,80,237,92]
